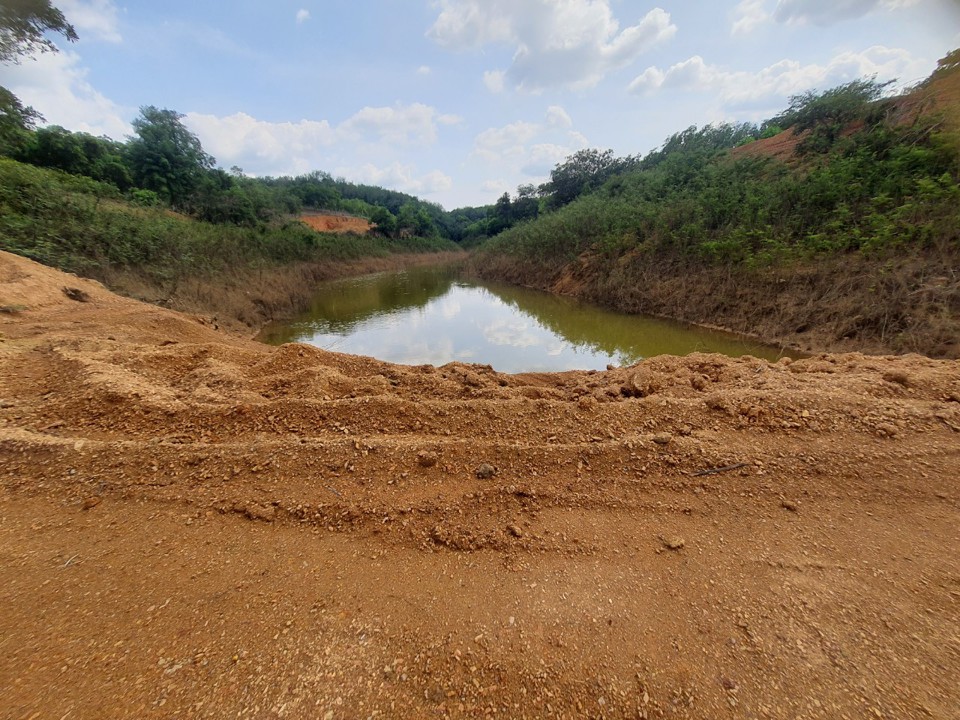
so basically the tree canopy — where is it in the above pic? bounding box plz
[0,0,77,63]
[127,106,215,208]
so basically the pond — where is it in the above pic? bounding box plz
[258,265,789,372]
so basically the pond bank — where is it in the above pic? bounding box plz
[467,246,960,359]
[100,250,466,333]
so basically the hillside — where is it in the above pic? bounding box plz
[0,158,461,328]
[471,53,960,359]
[1,250,958,718]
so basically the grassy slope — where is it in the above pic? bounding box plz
[0,159,461,327]
[472,61,960,358]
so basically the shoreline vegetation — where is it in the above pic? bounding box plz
[468,53,960,359]
[2,52,959,357]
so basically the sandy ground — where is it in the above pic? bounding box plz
[1,250,958,720]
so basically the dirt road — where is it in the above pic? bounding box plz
[1,251,958,719]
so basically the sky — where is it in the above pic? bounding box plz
[2,0,959,210]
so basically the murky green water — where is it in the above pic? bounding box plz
[258,265,789,371]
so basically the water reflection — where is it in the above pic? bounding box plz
[258,266,787,371]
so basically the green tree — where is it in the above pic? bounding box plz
[370,206,397,237]
[126,106,214,208]
[0,0,76,63]
[541,148,634,209]
[0,86,41,155]
[1,1,76,155]
[512,183,540,222]
[771,78,894,152]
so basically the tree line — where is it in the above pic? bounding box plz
[478,56,960,270]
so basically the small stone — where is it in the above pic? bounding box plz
[63,287,90,303]
[244,503,276,523]
[882,370,910,387]
[81,496,102,511]
[417,451,439,468]
[652,433,672,445]
[877,422,899,438]
[507,524,523,538]
[660,536,685,551]
[475,463,496,480]
[780,499,799,512]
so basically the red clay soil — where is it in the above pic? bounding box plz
[1,251,959,719]
[729,128,806,163]
[300,213,373,235]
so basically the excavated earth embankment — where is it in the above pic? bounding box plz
[1,250,958,719]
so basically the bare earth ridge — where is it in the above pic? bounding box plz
[1,251,958,719]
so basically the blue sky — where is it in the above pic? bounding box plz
[2,0,958,209]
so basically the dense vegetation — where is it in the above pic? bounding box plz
[482,77,958,267]
[0,158,455,287]
[473,53,960,355]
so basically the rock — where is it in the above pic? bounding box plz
[577,396,597,411]
[81,496,102,511]
[652,433,672,445]
[622,370,660,398]
[244,503,276,523]
[660,535,685,551]
[780,499,799,512]
[876,422,899,438]
[417,451,439,468]
[882,370,910,387]
[475,463,497,480]
[507,524,523,538]
[63,287,91,303]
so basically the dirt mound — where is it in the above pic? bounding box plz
[300,213,373,235]
[1,250,958,718]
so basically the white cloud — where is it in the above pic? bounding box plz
[417,65,432,75]
[184,103,457,181]
[627,66,666,94]
[473,121,541,161]
[3,50,130,138]
[772,0,922,26]
[296,9,311,24]
[472,107,590,187]
[184,112,335,175]
[341,163,453,196]
[629,45,927,108]
[546,105,573,128]
[522,143,572,175]
[483,70,506,93]
[58,0,122,43]
[338,103,445,145]
[481,179,509,194]
[732,0,771,34]
[428,1,676,91]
